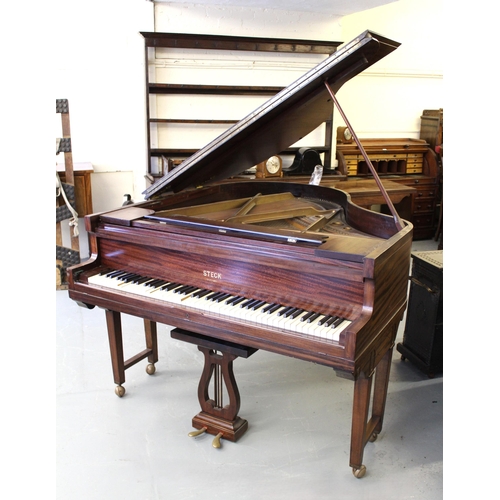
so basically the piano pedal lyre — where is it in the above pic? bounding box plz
[171,328,257,449]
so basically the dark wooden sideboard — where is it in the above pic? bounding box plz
[336,138,439,240]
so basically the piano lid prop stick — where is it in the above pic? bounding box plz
[323,81,404,231]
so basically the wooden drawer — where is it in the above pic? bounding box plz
[414,200,435,214]
[415,187,437,199]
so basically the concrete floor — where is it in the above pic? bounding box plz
[56,239,443,499]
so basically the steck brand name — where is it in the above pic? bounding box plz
[203,270,222,280]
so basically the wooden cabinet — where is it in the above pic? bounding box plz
[141,32,341,179]
[397,250,443,377]
[336,139,439,239]
[56,162,93,216]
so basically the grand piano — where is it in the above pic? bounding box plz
[68,30,413,478]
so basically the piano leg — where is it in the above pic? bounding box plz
[171,328,257,447]
[349,347,393,478]
[104,310,158,397]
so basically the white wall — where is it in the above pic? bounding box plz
[153,0,443,173]
[55,0,442,211]
[154,2,343,38]
[152,3,344,172]
[55,0,154,211]
[336,0,443,138]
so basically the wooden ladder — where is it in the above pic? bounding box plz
[56,99,80,289]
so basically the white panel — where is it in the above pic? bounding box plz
[90,171,135,212]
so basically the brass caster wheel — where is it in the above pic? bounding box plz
[369,432,378,442]
[352,465,366,478]
[115,385,126,397]
[146,363,156,375]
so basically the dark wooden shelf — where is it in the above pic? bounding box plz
[149,83,283,95]
[141,31,341,54]
[150,119,238,124]
[142,32,341,177]
[151,146,331,157]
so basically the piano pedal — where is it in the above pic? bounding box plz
[114,385,126,397]
[146,363,156,375]
[212,432,223,449]
[188,426,207,438]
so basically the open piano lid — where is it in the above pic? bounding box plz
[143,30,400,200]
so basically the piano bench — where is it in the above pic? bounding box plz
[171,328,258,446]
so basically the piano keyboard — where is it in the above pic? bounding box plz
[88,270,351,342]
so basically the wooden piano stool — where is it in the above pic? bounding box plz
[171,328,257,448]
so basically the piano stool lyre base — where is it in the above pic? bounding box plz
[170,328,258,448]
[105,309,158,397]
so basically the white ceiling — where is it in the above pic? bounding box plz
[154,0,400,16]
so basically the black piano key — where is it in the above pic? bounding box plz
[215,293,232,302]
[112,272,131,281]
[107,270,126,278]
[231,297,246,306]
[225,296,242,305]
[283,307,299,318]
[251,300,267,310]
[262,303,277,313]
[240,298,257,309]
[193,289,211,298]
[135,276,153,284]
[325,315,339,327]
[147,279,168,288]
[162,282,182,291]
[290,308,305,319]
[121,273,141,282]
[331,317,344,328]
[277,306,294,317]
[300,311,315,322]
[307,312,321,323]
[267,304,282,314]
[318,315,332,326]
